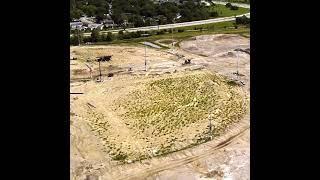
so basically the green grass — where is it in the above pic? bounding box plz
[211,4,249,18]
[85,20,249,47]
[119,72,248,137]
[225,0,250,4]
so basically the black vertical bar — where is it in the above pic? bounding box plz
[99,60,102,80]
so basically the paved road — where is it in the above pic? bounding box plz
[75,2,250,37]
[212,1,250,8]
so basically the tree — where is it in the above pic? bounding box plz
[118,30,124,40]
[84,5,97,17]
[70,34,78,46]
[96,7,107,22]
[91,29,101,42]
[70,32,83,46]
[70,9,83,20]
[236,15,250,25]
[157,15,167,25]
[129,15,144,27]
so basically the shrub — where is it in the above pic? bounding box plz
[70,35,79,46]
[210,11,219,17]
[156,30,165,35]
[83,36,91,43]
[106,32,114,41]
[230,5,239,10]
[123,32,132,39]
[91,29,102,42]
[112,153,127,161]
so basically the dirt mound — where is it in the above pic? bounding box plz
[75,71,249,163]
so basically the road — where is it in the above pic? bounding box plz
[73,2,250,37]
[212,1,250,8]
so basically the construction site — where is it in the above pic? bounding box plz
[70,34,250,180]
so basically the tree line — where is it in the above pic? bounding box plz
[70,28,187,45]
[70,0,237,26]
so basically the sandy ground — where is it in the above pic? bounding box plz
[70,34,250,180]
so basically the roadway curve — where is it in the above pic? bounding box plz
[77,2,250,37]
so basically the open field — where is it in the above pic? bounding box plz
[88,20,249,47]
[72,71,248,163]
[71,33,250,179]
[211,4,249,18]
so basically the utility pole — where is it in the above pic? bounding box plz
[236,36,240,80]
[156,19,160,31]
[171,24,174,49]
[237,48,239,78]
[98,60,102,81]
[208,114,213,140]
[141,33,149,71]
[77,27,81,46]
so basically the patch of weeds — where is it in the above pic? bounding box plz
[112,152,128,161]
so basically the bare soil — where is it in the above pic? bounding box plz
[70,34,250,180]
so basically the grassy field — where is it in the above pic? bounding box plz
[225,0,250,4]
[89,20,249,47]
[111,71,249,162]
[212,4,249,18]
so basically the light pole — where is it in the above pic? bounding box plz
[171,23,174,49]
[170,18,176,50]
[141,33,150,71]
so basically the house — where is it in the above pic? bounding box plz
[103,19,115,28]
[70,21,83,30]
[87,23,104,30]
[79,16,95,25]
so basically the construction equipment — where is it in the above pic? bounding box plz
[182,58,192,65]
[96,55,112,62]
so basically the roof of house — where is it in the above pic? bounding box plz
[88,24,104,28]
[70,22,83,26]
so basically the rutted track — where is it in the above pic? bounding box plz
[115,118,250,180]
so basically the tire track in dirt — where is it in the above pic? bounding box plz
[115,124,249,180]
